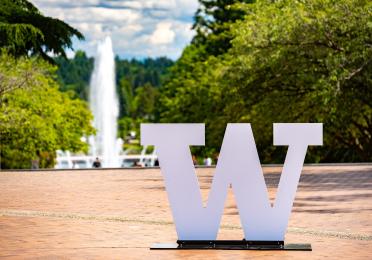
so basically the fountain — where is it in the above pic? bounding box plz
[55,37,157,169]
[89,36,121,167]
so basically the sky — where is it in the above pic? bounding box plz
[31,0,199,59]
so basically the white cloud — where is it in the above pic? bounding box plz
[31,0,199,59]
[41,7,140,24]
[150,22,175,45]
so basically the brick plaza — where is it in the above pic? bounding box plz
[0,165,371,259]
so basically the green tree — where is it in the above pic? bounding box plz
[0,53,95,169]
[158,45,226,157]
[193,0,254,56]
[133,83,159,120]
[159,0,372,162]
[0,0,83,62]
[119,82,160,140]
[115,57,174,89]
[114,57,174,140]
[0,51,49,100]
[225,0,372,162]
[159,0,253,158]
[55,52,174,142]
[55,50,94,100]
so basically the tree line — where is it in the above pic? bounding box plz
[1,0,371,169]
[55,53,174,141]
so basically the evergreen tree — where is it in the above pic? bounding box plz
[192,0,254,56]
[0,0,83,62]
[55,51,93,100]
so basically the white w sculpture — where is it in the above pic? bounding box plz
[141,123,322,241]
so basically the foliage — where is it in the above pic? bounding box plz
[116,57,174,89]
[0,53,95,169]
[115,57,173,120]
[132,83,159,119]
[159,0,372,162]
[56,53,174,140]
[159,45,226,156]
[193,0,255,56]
[118,82,160,140]
[159,0,253,158]
[55,51,94,100]
[226,0,372,162]
[0,0,83,62]
[56,53,173,113]
[0,51,49,100]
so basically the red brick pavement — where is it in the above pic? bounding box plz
[0,165,371,259]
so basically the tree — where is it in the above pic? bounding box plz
[225,0,372,162]
[158,45,227,157]
[158,1,253,157]
[119,78,135,118]
[192,0,254,56]
[55,52,174,142]
[0,53,95,169]
[55,50,94,100]
[0,51,49,101]
[115,56,174,89]
[159,0,372,162]
[0,0,83,62]
[118,82,160,140]
[133,83,159,120]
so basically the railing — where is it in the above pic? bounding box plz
[55,154,157,169]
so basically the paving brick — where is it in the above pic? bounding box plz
[0,165,371,259]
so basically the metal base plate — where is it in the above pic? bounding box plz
[150,240,312,251]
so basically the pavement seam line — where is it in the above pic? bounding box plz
[0,209,371,241]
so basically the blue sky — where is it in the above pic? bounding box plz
[31,0,199,59]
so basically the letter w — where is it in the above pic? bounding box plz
[141,123,322,241]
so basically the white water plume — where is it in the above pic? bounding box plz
[89,36,120,167]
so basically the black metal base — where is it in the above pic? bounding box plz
[150,240,312,251]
